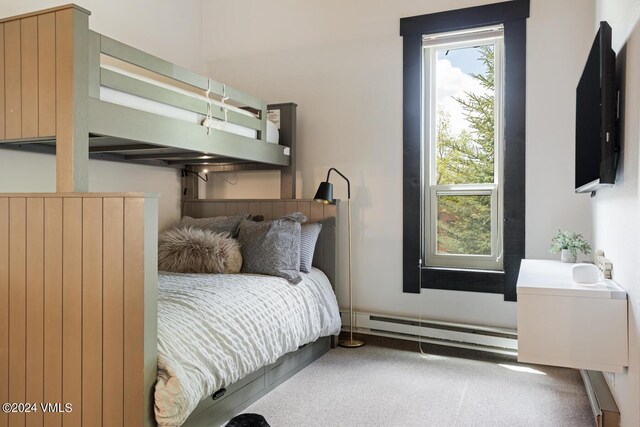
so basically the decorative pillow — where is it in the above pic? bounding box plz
[237,212,308,284]
[158,227,242,274]
[179,214,250,237]
[300,223,322,273]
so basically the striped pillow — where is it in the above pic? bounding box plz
[300,223,322,273]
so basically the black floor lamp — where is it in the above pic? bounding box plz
[314,168,365,348]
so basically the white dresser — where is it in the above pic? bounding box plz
[517,259,628,373]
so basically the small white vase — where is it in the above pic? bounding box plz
[561,249,577,263]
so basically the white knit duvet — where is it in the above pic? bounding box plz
[154,268,341,426]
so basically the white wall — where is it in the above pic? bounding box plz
[201,0,595,329]
[592,2,640,426]
[0,0,204,230]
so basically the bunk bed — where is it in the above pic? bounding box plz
[0,4,336,427]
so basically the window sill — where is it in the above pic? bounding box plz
[424,266,505,274]
[420,266,505,294]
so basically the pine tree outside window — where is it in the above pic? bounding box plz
[423,26,504,270]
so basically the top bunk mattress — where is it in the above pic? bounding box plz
[99,63,280,145]
[154,268,341,426]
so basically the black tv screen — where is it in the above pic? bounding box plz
[575,21,617,193]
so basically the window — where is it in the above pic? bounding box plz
[423,26,504,271]
[400,0,529,300]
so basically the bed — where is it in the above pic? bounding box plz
[0,5,322,427]
[156,268,341,426]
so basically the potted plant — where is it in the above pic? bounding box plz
[549,230,592,263]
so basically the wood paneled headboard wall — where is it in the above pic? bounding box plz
[182,199,338,288]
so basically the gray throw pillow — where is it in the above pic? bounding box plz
[158,227,242,274]
[179,214,250,237]
[300,223,322,273]
[237,213,307,284]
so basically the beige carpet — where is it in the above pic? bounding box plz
[244,336,593,427]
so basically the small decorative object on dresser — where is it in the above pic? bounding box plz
[548,229,592,263]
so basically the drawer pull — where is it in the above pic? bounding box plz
[212,388,227,400]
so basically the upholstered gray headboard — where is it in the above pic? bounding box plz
[181,199,337,288]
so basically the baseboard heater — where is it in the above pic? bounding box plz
[581,370,620,427]
[343,312,518,356]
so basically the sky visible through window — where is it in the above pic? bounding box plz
[435,45,491,136]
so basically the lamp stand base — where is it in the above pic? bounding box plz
[338,338,365,348]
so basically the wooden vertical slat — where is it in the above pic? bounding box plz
[248,202,260,216]
[8,198,26,427]
[43,198,63,427]
[201,203,214,218]
[82,198,103,426]
[103,198,124,427]
[284,201,297,216]
[0,198,9,427]
[224,202,237,216]
[38,13,56,137]
[21,17,38,138]
[62,198,82,427]
[5,20,21,139]
[297,201,311,219]
[272,201,285,219]
[0,24,6,139]
[123,199,144,426]
[25,198,44,427]
[309,201,323,223]
[236,201,249,215]
[260,202,273,220]
[213,203,225,217]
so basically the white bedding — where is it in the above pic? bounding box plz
[154,268,341,426]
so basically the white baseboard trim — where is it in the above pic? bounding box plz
[341,311,518,356]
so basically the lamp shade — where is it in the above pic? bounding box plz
[314,181,334,204]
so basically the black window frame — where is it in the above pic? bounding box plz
[401,0,529,301]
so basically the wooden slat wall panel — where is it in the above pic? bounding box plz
[25,199,44,427]
[272,201,285,219]
[260,202,273,220]
[103,198,124,427]
[248,202,260,217]
[8,198,26,427]
[223,202,237,216]
[212,203,225,217]
[0,199,8,427]
[236,202,248,215]
[0,24,6,139]
[38,13,56,137]
[43,198,63,427]
[123,199,144,426]
[284,201,297,216]
[5,20,21,139]
[82,199,103,426]
[1,194,153,427]
[21,17,38,138]
[62,198,82,427]
[296,201,311,219]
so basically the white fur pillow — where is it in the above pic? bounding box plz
[158,227,242,274]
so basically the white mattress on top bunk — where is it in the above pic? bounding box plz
[154,268,341,426]
[99,64,280,145]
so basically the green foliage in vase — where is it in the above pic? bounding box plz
[548,230,592,257]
